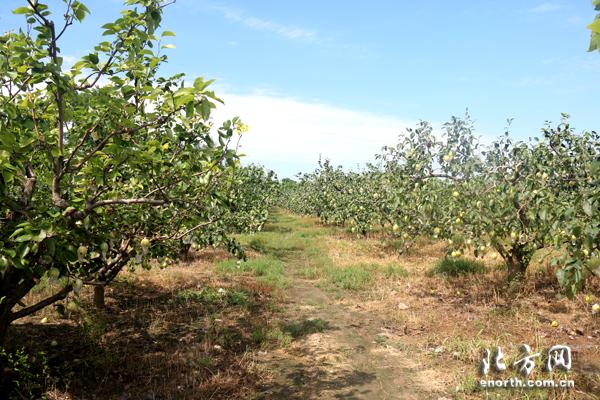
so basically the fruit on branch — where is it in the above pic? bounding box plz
[77,245,88,263]
[100,242,109,260]
[141,237,150,256]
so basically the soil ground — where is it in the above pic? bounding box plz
[7,209,600,399]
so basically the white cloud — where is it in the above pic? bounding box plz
[527,2,562,13]
[211,4,318,43]
[61,55,78,69]
[210,91,416,178]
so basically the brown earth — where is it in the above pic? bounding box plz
[6,209,600,399]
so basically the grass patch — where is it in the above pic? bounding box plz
[0,347,52,399]
[253,318,332,347]
[295,229,321,238]
[429,257,485,277]
[216,257,287,288]
[252,325,293,347]
[240,232,306,258]
[381,264,409,278]
[325,263,375,290]
[248,236,269,253]
[374,334,388,345]
[256,273,287,289]
[297,267,320,279]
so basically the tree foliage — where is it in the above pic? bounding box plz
[0,0,276,341]
[588,0,600,51]
[279,114,600,295]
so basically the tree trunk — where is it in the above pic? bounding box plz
[506,247,528,281]
[94,285,105,308]
[0,269,36,344]
[179,242,191,261]
[0,312,11,346]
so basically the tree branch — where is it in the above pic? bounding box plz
[63,118,105,170]
[174,219,214,240]
[21,162,36,208]
[10,284,72,322]
[90,198,167,208]
[66,111,175,173]
[73,25,137,91]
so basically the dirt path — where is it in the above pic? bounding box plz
[253,213,443,400]
[256,281,438,399]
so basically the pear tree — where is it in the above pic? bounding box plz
[0,0,248,340]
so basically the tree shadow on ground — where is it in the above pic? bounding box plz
[281,318,337,339]
[258,365,377,400]
[6,277,275,399]
[254,318,377,399]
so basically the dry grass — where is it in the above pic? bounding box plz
[8,248,287,399]
[320,227,600,399]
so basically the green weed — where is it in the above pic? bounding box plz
[430,257,485,277]
[325,263,375,290]
[252,325,292,347]
[382,264,409,278]
[0,348,51,400]
[216,257,287,288]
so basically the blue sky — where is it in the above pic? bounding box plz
[1,1,598,177]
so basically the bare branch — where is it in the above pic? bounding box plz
[94,237,132,279]
[10,284,72,322]
[63,118,105,170]
[2,76,32,106]
[90,198,167,209]
[73,25,137,91]
[74,50,118,90]
[54,0,74,41]
[52,159,69,208]
[21,163,36,208]
[174,220,214,240]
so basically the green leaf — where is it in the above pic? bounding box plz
[588,19,600,34]
[15,234,33,242]
[12,7,31,15]
[589,30,600,52]
[72,1,90,21]
[161,30,176,37]
[194,77,215,91]
[582,199,593,217]
[88,53,99,64]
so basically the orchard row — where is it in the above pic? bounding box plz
[279,114,599,295]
